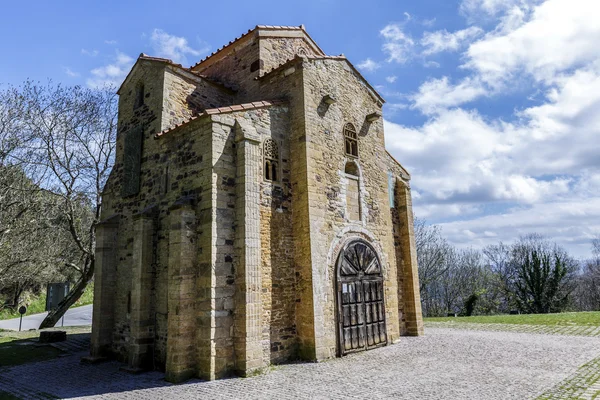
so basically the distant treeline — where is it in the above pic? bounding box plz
[415,219,600,317]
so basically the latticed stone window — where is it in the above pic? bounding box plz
[344,123,358,157]
[264,139,279,182]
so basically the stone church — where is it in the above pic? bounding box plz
[89,25,423,382]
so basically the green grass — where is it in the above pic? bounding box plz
[0,391,22,400]
[0,339,62,367]
[0,283,94,321]
[425,311,600,326]
[0,326,91,368]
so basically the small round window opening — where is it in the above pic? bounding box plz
[344,123,358,157]
[264,139,279,182]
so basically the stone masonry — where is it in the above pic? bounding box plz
[89,24,423,383]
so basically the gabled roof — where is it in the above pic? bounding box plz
[385,150,411,179]
[257,55,386,104]
[116,54,235,95]
[190,25,326,72]
[155,99,287,138]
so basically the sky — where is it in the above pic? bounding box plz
[1,0,599,258]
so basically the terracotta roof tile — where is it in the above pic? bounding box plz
[154,100,287,138]
[256,55,385,104]
[190,24,318,71]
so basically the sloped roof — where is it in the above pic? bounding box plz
[116,54,235,95]
[257,55,386,104]
[154,99,287,138]
[190,25,326,71]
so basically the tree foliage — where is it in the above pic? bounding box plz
[416,222,580,316]
[0,81,117,326]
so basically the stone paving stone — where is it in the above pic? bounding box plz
[0,327,598,399]
[536,355,600,399]
[426,322,600,337]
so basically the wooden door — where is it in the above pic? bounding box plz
[337,240,387,356]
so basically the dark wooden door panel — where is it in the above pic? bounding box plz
[337,240,388,356]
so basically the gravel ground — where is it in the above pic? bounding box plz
[1,327,598,399]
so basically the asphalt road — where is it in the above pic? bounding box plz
[0,304,92,331]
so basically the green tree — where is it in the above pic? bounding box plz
[514,247,573,314]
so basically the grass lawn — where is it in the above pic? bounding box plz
[0,391,21,400]
[0,326,91,369]
[425,311,600,326]
[0,283,94,321]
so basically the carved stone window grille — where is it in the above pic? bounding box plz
[264,139,279,182]
[344,123,358,157]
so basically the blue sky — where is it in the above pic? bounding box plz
[2,0,599,258]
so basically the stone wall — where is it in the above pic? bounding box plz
[94,29,423,382]
[193,35,260,97]
[161,66,234,131]
[300,58,401,359]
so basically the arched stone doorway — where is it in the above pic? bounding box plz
[336,239,387,356]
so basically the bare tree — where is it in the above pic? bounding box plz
[483,242,517,312]
[7,81,117,328]
[414,218,452,309]
[573,235,600,311]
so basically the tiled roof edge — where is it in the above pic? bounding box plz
[257,55,385,104]
[154,99,287,138]
[189,24,324,71]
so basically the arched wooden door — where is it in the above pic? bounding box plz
[336,240,387,356]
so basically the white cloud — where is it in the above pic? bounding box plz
[87,51,134,88]
[380,24,415,63]
[357,58,381,72]
[64,67,79,77]
[422,18,437,27]
[104,40,117,45]
[459,0,541,21]
[421,26,483,55]
[423,61,441,68]
[465,0,600,84]
[385,63,600,257]
[410,76,486,114]
[438,196,600,258]
[81,49,99,57]
[404,12,412,20]
[150,29,207,64]
[386,76,398,83]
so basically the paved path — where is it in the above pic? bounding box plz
[426,321,600,337]
[0,304,92,331]
[1,326,599,399]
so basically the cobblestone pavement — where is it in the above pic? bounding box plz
[1,327,599,400]
[537,355,600,400]
[425,321,600,337]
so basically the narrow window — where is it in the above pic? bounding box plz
[264,139,279,182]
[345,161,361,221]
[344,123,358,157]
[388,171,395,208]
[134,82,145,110]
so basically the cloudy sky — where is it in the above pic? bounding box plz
[1,0,598,257]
